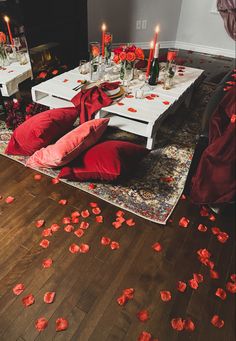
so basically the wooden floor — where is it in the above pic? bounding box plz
[0,155,235,341]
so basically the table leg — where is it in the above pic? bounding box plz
[146,137,155,150]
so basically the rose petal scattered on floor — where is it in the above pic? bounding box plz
[193,273,204,283]
[117,295,127,306]
[13,283,25,296]
[179,217,190,228]
[74,229,84,238]
[110,241,120,250]
[210,270,219,279]
[189,279,199,290]
[42,228,52,237]
[198,224,207,232]
[116,216,125,224]
[80,221,89,230]
[42,258,53,268]
[230,274,236,282]
[101,237,111,246]
[211,315,224,328]
[72,217,79,224]
[22,294,35,307]
[160,291,172,302]
[64,224,74,233]
[215,288,227,300]
[69,243,80,254]
[137,331,152,341]
[51,178,60,184]
[71,211,80,218]
[200,206,209,217]
[34,174,42,181]
[89,183,96,190]
[177,281,187,292]
[40,239,50,249]
[112,221,122,229]
[123,288,135,299]
[63,217,71,224]
[126,218,135,227]
[51,224,60,232]
[217,232,229,244]
[35,317,48,332]
[56,318,69,332]
[211,227,221,235]
[92,207,101,215]
[137,310,150,322]
[81,210,90,218]
[58,199,67,205]
[184,319,195,331]
[116,210,125,217]
[35,220,45,228]
[226,281,236,294]
[171,318,185,331]
[79,243,90,253]
[5,196,14,204]
[44,292,56,304]
[152,242,162,252]
[96,215,103,223]
[89,202,98,208]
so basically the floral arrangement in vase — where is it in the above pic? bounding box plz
[113,45,144,81]
[104,32,113,64]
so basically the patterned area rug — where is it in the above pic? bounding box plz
[0,83,215,224]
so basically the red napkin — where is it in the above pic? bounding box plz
[71,86,112,124]
[100,82,120,91]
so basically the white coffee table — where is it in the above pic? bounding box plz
[31,65,204,149]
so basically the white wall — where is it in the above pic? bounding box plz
[176,0,235,57]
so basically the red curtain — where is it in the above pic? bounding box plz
[217,0,236,40]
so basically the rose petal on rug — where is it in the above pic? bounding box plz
[42,258,53,268]
[22,294,35,307]
[137,310,150,322]
[71,211,80,218]
[211,227,221,235]
[211,315,224,328]
[101,237,111,246]
[92,207,101,215]
[44,292,56,304]
[58,199,67,205]
[112,221,122,229]
[34,174,42,181]
[184,319,195,331]
[81,210,90,218]
[64,224,74,233]
[13,283,25,296]
[217,232,229,244]
[200,206,209,217]
[189,279,199,290]
[177,281,187,292]
[230,274,236,282]
[42,228,52,237]
[5,196,14,204]
[89,183,96,190]
[193,273,204,283]
[56,318,69,332]
[116,210,125,217]
[126,218,135,227]
[123,288,135,300]
[72,217,79,224]
[197,248,211,259]
[198,224,207,232]
[210,270,219,279]
[117,295,127,306]
[110,241,120,250]
[116,216,126,224]
[209,213,216,222]
[215,288,227,300]
[51,178,60,184]
[69,243,80,254]
[63,217,71,224]
[80,221,89,230]
[179,217,190,228]
[89,202,98,208]
[51,224,60,232]
[171,318,184,331]
[152,242,162,252]
[160,291,172,302]
[96,215,103,223]
[35,317,48,332]
[35,220,45,228]
[40,239,50,249]
[79,243,90,253]
[137,331,152,341]
[226,282,236,294]
[74,229,84,238]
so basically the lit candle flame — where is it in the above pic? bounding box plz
[4,16,10,23]
[155,25,160,33]
[150,40,154,48]
[102,23,106,31]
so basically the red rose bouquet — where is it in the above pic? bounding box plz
[104,32,113,63]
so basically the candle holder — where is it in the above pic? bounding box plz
[89,42,100,81]
[162,48,179,90]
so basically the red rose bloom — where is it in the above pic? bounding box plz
[135,48,145,60]
[119,52,127,61]
[0,31,6,44]
[126,52,136,63]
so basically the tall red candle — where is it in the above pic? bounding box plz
[146,41,154,79]
[101,23,106,57]
[153,25,159,52]
[4,16,14,45]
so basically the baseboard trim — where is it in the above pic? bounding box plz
[113,41,235,58]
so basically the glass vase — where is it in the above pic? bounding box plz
[104,32,112,65]
[120,61,134,84]
[89,42,100,81]
[0,45,10,67]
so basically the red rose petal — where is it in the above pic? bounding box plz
[44,291,56,304]
[35,219,45,228]
[226,281,236,294]
[231,114,236,123]
[92,207,101,215]
[22,294,35,307]
[35,317,48,332]
[126,94,134,98]
[80,221,89,230]
[34,174,42,181]
[198,224,208,232]
[137,310,149,322]
[123,288,135,299]
[51,177,60,184]
[117,102,124,106]
[5,196,14,204]
[51,224,60,232]
[189,279,199,290]
[171,318,184,331]
[126,218,135,227]
[184,319,195,331]
[137,331,152,341]
[74,229,84,238]
[152,242,162,252]
[162,101,170,105]
[71,211,80,218]
[89,183,96,190]
[209,213,216,222]
[56,317,69,332]
[177,281,187,292]
[146,96,154,100]
[13,283,25,296]
[230,274,236,282]
[110,241,120,250]
[215,288,227,300]
[211,227,221,235]
[117,295,127,306]
[160,291,172,302]
[101,237,111,246]
[40,239,50,249]
[178,73,184,76]
[42,258,53,268]
[96,215,103,223]
[210,270,219,279]
[42,228,52,237]
[179,217,190,228]
[112,221,122,229]
[116,210,125,217]
[128,107,137,112]
[69,243,80,254]
[116,216,125,224]
[211,315,224,328]
[72,217,79,224]
[181,194,186,200]
[59,199,67,205]
[63,217,71,224]
[81,210,90,218]
[79,243,90,253]
[89,202,98,208]
[197,248,211,259]
[64,224,74,233]
[193,273,204,283]
[150,93,159,98]
[217,232,229,244]
[200,206,209,217]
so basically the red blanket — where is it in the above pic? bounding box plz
[190,85,236,204]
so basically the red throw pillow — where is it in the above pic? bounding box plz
[5,107,78,156]
[58,140,149,181]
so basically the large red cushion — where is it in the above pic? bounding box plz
[5,107,78,156]
[58,140,149,182]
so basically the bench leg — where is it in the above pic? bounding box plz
[146,137,155,150]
